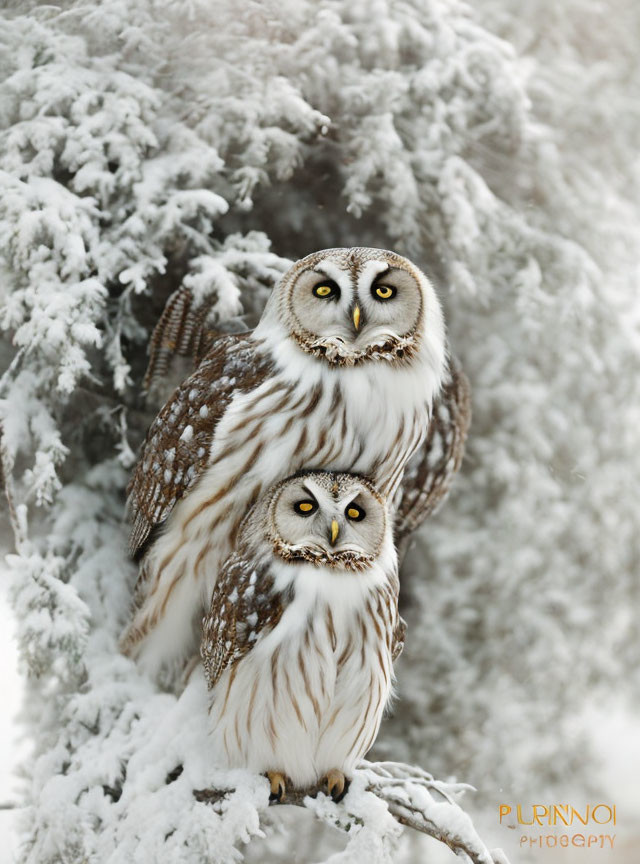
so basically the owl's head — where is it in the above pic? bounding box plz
[259,471,390,572]
[264,247,444,366]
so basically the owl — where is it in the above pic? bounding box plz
[122,247,454,674]
[201,472,404,801]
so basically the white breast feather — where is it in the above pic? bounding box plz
[208,537,396,786]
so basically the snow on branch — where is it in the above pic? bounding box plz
[2,1,639,861]
[142,235,292,397]
[195,760,508,864]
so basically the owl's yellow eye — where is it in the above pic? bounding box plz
[373,284,396,301]
[312,281,339,300]
[345,504,366,521]
[294,499,317,516]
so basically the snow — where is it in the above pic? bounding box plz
[0,584,25,864]
[1,0,639,861]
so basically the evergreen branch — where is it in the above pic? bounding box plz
[0,346,25,395]
[0,421,28,553]
[194,759,508,864]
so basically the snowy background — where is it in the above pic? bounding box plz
[1,0,639,862]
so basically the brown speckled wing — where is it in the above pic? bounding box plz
[394,357,471,549]
[142,284,234,393]
[127,331,272,559]
[200,554,287,689]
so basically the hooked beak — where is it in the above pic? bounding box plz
[330,519,340,546]
[352,305,361,331]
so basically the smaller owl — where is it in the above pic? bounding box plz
[201,471,404,802]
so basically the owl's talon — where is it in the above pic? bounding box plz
[325,769,350,803]
[266,771,286,802]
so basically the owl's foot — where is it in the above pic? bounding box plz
[266,770,287,802]
[324,769,350,803]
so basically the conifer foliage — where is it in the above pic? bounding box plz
[1,1,638,861]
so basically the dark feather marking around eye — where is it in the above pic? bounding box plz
[371,269,398,301]
[371,283,397,301]
[345,502,366,521]
[312,279,340,300]
[294,498,318,516]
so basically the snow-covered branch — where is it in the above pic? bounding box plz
[0,421,28,553]
[195,760,508,864]
[2,0,639,861]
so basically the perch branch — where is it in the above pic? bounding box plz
[195,759,507,864]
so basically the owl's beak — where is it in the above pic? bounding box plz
[352,305,361,331]
[330,519,340,546]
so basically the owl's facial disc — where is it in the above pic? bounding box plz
[269,475,386,571]
[287,257,424,366]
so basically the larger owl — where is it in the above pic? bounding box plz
[201,472,403,799]
[122,247,453,674]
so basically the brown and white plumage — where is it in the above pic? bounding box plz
[394,356,471,555]
[122,247,449,674]
[127,333,273,560]
[201,472,403,789]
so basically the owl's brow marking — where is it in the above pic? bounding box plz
[313,261,345,283]
[372,268,392,283]
[357,259,390,291]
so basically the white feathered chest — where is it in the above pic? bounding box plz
[204,555,399,787]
